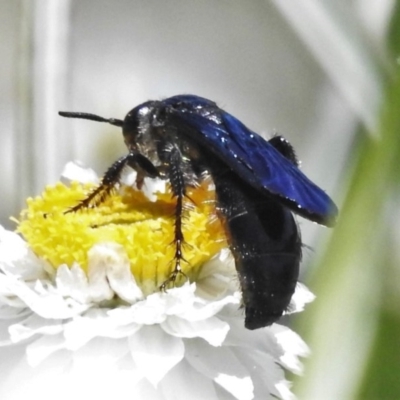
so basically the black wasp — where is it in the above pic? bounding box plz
[59,94,338,330]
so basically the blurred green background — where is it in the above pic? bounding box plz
[0,1,398,399]
[295,3,400,400]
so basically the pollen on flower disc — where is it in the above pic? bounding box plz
[17,181,226,294]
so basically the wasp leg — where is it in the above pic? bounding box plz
[160,147,188,290]
[66,152,158,213]
[126,153,159,179]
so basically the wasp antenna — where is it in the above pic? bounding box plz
[58,111,124,127]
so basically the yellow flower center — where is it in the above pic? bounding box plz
[17,181,226,294]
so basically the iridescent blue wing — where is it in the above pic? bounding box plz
[165,95,338,226]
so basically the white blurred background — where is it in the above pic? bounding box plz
[0,1,398,399]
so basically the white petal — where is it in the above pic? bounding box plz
[63,309,141,350]
[160,359,219,400]
[86,243,144,303]
[196,250,237,299]
[161,315,229,346]
[272,325,310,374]
[0,345,72,400]
[0,227,47,280]
[232,345,285,399]
[185,339,254,400]
[8,313,63,343]
[26,333,67,366]
[129,325,184,386]
[101,243,144,302]
[141,177,167,201]
[55,263,90,303]
[0,338,14,347]
[63,312,109,350]
[119,171,167,201]
[0,319,20,346]
[163,282,197,314]
[222,318,284,361]
[198,249,235,280]
[0,273,89,318]
[108,300,167,325]
[61,161,98,184]
[86,245,115,302]
[71,336,130,370]
[131,378,166,400]
[214,386,238,400]
[179,293,240,321]
[215,374,254,400]
[59,371,144,400]
[195,275,231,300]
[275,380,297,400]
[225,322,307,379]
[286,282,315,314]
[0,344,140,400]
[0,297,27,315]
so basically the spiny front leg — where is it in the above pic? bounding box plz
[160,147,189,290]
[66,152,159,213]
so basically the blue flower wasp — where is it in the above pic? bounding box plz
[59,95,338,329]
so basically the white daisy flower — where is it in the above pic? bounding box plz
[0,162,313,400]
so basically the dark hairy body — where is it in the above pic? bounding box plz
[59,94,337,330]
